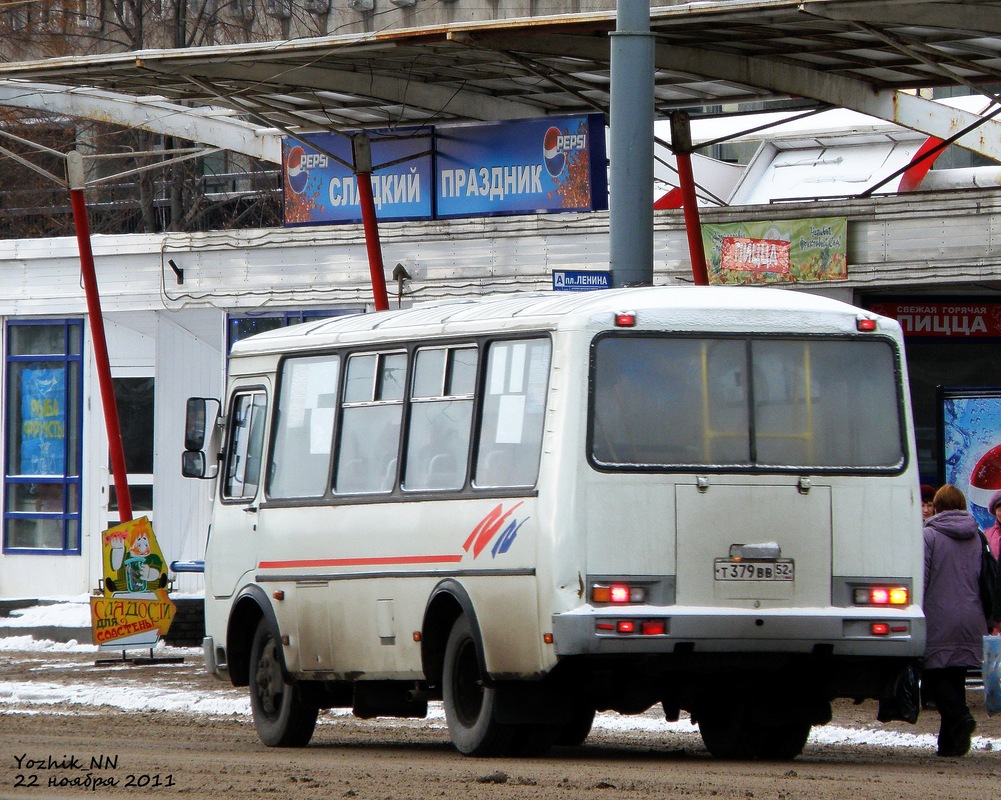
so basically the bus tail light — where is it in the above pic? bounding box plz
[856,317,878,331]
[853,585,909,606]
[596,619,667,636]
[592,583,646,604]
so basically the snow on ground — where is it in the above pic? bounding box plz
[0,595,94,630]
[1,600,998,752]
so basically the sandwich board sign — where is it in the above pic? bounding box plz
[89,516,176,652]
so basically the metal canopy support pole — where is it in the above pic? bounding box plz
[352,133,390,312]
[609,0,655,288]
[66,150,133,524]
[671,112,710,286]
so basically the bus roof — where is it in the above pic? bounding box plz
[230,286,891,357]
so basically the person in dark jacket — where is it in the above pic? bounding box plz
[923,483,984,757]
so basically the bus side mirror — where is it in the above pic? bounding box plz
[183,397,221,480]
[185,397,209,451]
[182,450,208,478]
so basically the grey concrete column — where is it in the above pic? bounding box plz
[609,0,655,287]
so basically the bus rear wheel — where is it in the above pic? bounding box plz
[697,706,756,759]
[442,615,515,756]
[753,722,811,760]
[698,706,810,761]
[555,703,596,746]
[249,619,319,747]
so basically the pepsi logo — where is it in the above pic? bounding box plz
[286,147,329,194]
[286,146,310,194]
[542,127,587,178]
[542,127,566,178]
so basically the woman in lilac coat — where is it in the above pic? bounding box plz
[922,484,985,757]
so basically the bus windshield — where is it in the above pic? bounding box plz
[590,335,905,472]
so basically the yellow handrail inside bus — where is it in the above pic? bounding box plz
[698,340,816,463]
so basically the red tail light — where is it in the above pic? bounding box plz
[592,583,647,604]
[854,586,909,606]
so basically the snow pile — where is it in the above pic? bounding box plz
[0,595,93,630]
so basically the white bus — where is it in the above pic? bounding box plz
[183,286,924,759]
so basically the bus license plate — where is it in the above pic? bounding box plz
[714,559,794,581]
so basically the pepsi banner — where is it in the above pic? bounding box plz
[282,114,607,226]
[435,114,607,219]
[939,388,1001,531]
[284,129,434,226]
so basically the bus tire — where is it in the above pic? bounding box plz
[753,722,811,760]
[697,706,756,760]
[555,703,596,746]
[248,619,318,747]
[511,723,557,756]
[442,615,515,757]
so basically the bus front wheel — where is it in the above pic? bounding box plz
[442,615,515,756]
[248,619,319,747]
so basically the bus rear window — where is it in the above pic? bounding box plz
[590,335,905,471]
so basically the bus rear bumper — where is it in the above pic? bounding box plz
[551,605,926,659]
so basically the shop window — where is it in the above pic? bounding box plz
[107,377,155,522]
[4,320,83,553]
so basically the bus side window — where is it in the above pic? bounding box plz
[335,351,406,494]
[267,355,340,499]
[473,338,551,489]
[404,346,477,492]
[222,391,267,501]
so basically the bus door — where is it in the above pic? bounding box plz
[204,384,269,599]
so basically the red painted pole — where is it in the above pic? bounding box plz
[676,151,710,286]
[671,113,710,286]
[67,152,133,523]
[356,171,390,312]
[352,134,390,312]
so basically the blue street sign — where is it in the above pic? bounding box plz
[552,270,612,291]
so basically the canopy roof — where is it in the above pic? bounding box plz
[0,0,999,139]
